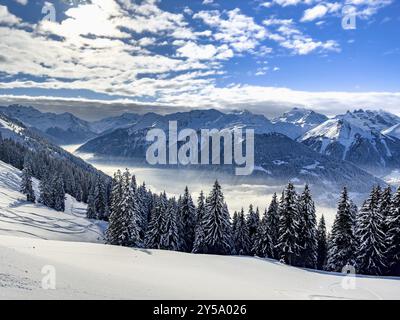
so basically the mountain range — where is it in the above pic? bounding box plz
[1,104,399,193]
[300,109,400,174]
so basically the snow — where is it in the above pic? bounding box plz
[383,169,400,186]
[303,161,323,170]
[0,117,24,134]
[0,160,399,299]
[273,160,288,166]
[1,235,399,299]
[0,160,106,242]
[254,166,272,175]
[382,123,400,140]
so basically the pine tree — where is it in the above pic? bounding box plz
[233,208,250,255]
[193,191,207,253]
[246,204,260,253]
[316,215,328,270]
[137,182,151,236]
[119,169,142,247]
[232,211,239,236]
[178,186,196,252]
[379,186,392,234]
[356,187,387,275]
[86,184,97,219]
[107,171,122,223]
[94,176,107,220]
[160,198,181,251]
[298,185,318,268]
[106,170,142,247]
[52,173,65,212]
[20,159,35,203]
[253,208,274,258]
[387,187,400,276]
[202,181,233,255]
[326,187,357,272]
[265,193,280,259]
[39,169,54,208]
[277,183,301,265]
[145,193,167,249]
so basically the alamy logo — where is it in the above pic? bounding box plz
[41,265,56,290]
[342,5,357,30]
[145,121,255,176]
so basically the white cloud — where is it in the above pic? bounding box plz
[0,1,218,99]
[202,0,214,4]
[301,3,341,22]
[260,2,273,8]
[301,4,329,22]
[177,42,217,60]
[299,0,393,23]
[176,41,233,61]
[2,89,400,120]
[273,0,316,7]
[194,9,267,53]
[0,5,22,25]
[263,18,340,55]
[14,0,28,5]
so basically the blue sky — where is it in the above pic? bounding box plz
[0,0,399,118]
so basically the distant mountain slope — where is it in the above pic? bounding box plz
[0,105,96,144]
[272,107,329,139]
[0,111,110,204]
[0,105,330,144]
[78,121,383,194]
[0,160,105,242]
[89,112,142,134]
[300,110,400,174]
[382,123,400,140]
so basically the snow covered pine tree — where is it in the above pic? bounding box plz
[277,183,301,266]
[201,181,233,255]
[298,185,318,269]
[316,215,328,270]
[233,208,251,255]
[356,187,387,275]
[326,187,357,272]
[20,158,35,203]
[387,187,400,276]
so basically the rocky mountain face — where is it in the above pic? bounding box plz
[0,105,96,144]
[272,107,328,139]
[300,110,400,174]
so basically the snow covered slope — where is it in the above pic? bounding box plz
[300,110,400,173]
[0,160,105,242]
[382,123,400,140]
[0,235,399,299]
[0,112,25,141]
[0,105,96,144]
[273,107,328,139]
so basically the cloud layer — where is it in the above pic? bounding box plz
[0,0,397,118]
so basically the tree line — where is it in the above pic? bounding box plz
[0,132,111,212]
[103,169,400,277]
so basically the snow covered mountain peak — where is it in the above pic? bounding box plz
[300,109,400,172]
[339,109,400,132]
[273,107,328,127]
[271,107,328,139]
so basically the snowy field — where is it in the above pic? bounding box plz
[1,159,399,300]
[0,160,106,242]
[1,235,400,300]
